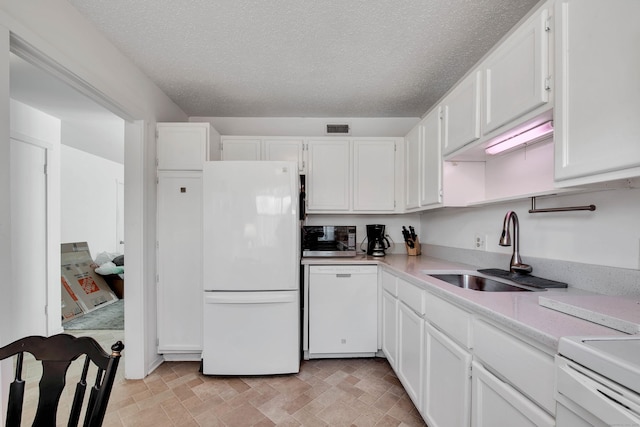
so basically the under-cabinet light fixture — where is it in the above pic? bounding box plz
[485,121,554,155]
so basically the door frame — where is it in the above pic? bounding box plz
[1,33,149,382]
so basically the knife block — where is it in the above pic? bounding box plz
[405,237,421,256]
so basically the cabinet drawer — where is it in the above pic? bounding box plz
[397,279,425,315]
[381,270,398,296]
[424,292,472,348]
[471,361,554,427]
[473,320,555,413]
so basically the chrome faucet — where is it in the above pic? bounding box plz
[499,211,532,274]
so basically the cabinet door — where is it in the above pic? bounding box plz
[157,123,209,170]
[442,70,482,156]
[382,290,398,369]
[554,0,640,183]
[397,302,424,411]
[404,125,421,210]
[420,108,443,207]
[221,138,261,160]
[353,140,396,211]
[423,322,471,427]
[473,320,555,413]
[307,140,350,211]
[483,5,550,134]
[157,172,203,353]
[471,361,554,427]
[263,139,305,173]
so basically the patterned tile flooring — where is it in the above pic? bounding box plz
[21,330,426,426]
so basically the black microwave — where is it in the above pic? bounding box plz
[302,226,357,257]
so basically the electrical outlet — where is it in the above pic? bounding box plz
[474,233,487,251]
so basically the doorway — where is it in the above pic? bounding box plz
[9,51,126,333]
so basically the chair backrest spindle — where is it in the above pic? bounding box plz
[6,352,26,426]
[68,356,91,427]
[0,334,124,427]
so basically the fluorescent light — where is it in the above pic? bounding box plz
[485,121,554,155]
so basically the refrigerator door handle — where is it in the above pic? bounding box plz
[204,292,296,305]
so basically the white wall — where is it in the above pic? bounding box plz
[60,145,124,255]
[190,116,419,137]
[420,186,640,270]
[62,118,125,165]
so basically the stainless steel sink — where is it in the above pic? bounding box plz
[428,273,534,292]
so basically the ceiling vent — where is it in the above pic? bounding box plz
[325,123,350,136]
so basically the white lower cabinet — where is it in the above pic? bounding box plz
[381,290,398,369]
[422,322,472,427]
[473,320,556,413]
[472,361,554,427]
[397,301,424,410]
[377,270,559,427]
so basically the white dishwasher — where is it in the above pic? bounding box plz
[308,265,378,358]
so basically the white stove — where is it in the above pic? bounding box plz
[558,336,640,394]
[556,336,640,426]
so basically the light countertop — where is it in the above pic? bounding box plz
[302,254,626,350]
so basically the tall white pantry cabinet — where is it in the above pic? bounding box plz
[156,123,213,359]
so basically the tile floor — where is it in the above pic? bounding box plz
[20,330,426,426]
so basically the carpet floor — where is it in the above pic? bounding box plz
[63,299,124,330]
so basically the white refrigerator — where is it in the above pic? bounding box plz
[202,161,300,375]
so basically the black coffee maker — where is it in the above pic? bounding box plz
[366,224,391,257]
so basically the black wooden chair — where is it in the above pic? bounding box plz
[0,334,124,427]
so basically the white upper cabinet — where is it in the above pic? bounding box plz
[221,137,305,172]
[404,125,421,210]
[157,123,211,170]
[263,139,305,173]
[353,140,396,211]
[483,3,551,135]
[554,0,640,185]
[420,108,443,207]
[442,70,482,156]
[404,107,442,212]
[220,138,261,160]
[306,138,399,214]
[307,139,351,211]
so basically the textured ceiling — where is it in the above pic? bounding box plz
[66,0,540,118]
